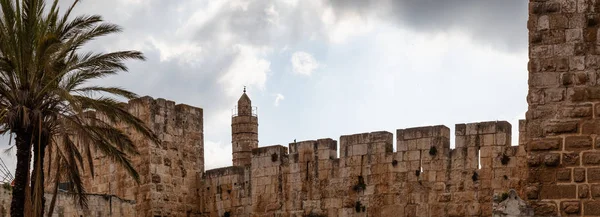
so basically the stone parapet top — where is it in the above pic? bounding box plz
[204,166,248,178]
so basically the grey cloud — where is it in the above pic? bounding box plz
[55,1,251,154]
[190,0,329,49]
[40,0,529,170]
[327,0,528,52]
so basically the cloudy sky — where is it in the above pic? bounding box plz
[0,0,529,172]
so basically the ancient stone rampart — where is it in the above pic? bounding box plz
[37,1,600,216]
[525,0,600,215]
[45,96,204,217]
[200,121,528,217]
[0,187,136,217]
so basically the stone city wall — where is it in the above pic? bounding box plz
[45,96,204,217]
[31,0,600,216]
[0,187,136,217]
[201,121,528,217]
[526,0,600,216]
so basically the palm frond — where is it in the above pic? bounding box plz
[0,0,150,214]
[74,86,139,99]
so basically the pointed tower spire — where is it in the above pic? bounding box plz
[231,90,258,167]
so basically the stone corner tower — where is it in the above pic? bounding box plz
[232,88,258,167]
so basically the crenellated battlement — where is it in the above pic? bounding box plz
[200,120,528,216]
[45,96,205,217]
[44,93,532,217]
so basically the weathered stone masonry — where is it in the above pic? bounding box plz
[22,0,600,216]
[525,0,600,216]
[42,96,205,217]
[198,94,530,217]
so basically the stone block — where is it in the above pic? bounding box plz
[416,138,432,150]
[583,152,600,165]
[466,123,479,135]
[495,133,509,145]
[580,184,590,198]
[455,124,466,136]
[528,138,561,151]
[540,184,576,199]
[447,204,465,217]
[561,201,580,215]
[588,168,600,182]
[563,152,581,166]
[546,88,566,102]
[544,121,579,134]
[532,202,557,217]
[574,168,586,182]
[538,15,550,30]
[544,153,561,166]
[569,87,600,102]
[584,201,600,215]
[592,184,600,199]
[406,150,420,161]
[531,45,554,58]
[566,29,584,43]
[526,186,539,200]
[528,154,543,167]
[370,131,393,143]
[467,203,481,216]
[565,136,592,151]
[352,145,368,156]
[397,140,408,152]
[557,168,572,182]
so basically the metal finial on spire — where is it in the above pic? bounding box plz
[243,86,246,93]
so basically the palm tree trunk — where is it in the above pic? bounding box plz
[11,131,32,217]
[30,135,46,216]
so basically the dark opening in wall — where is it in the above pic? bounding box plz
[500,192,509,202]
[429,146,437,156]
[58,182,72,192]
[355,201,366,213]
[353,176,366,192]
[472,171,479,182]
[304,213,327,217]
[501,153,510,165]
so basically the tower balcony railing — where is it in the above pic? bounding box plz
[232,106,258,117]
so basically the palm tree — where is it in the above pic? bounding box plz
[0,0,160,216]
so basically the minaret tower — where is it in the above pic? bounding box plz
[231,87,258,167]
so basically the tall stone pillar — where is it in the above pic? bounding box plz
[527,1,600,216]
[232,89,259,167]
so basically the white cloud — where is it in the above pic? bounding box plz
[320,7,373,44]
[218,44,271,97]
[274,94,285,106]
[204,140,232,170]
[229,0,251,11]
[291,51,319,76]
[148,37,203,65]
[26,0,529,176]
[264,4,280,25]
